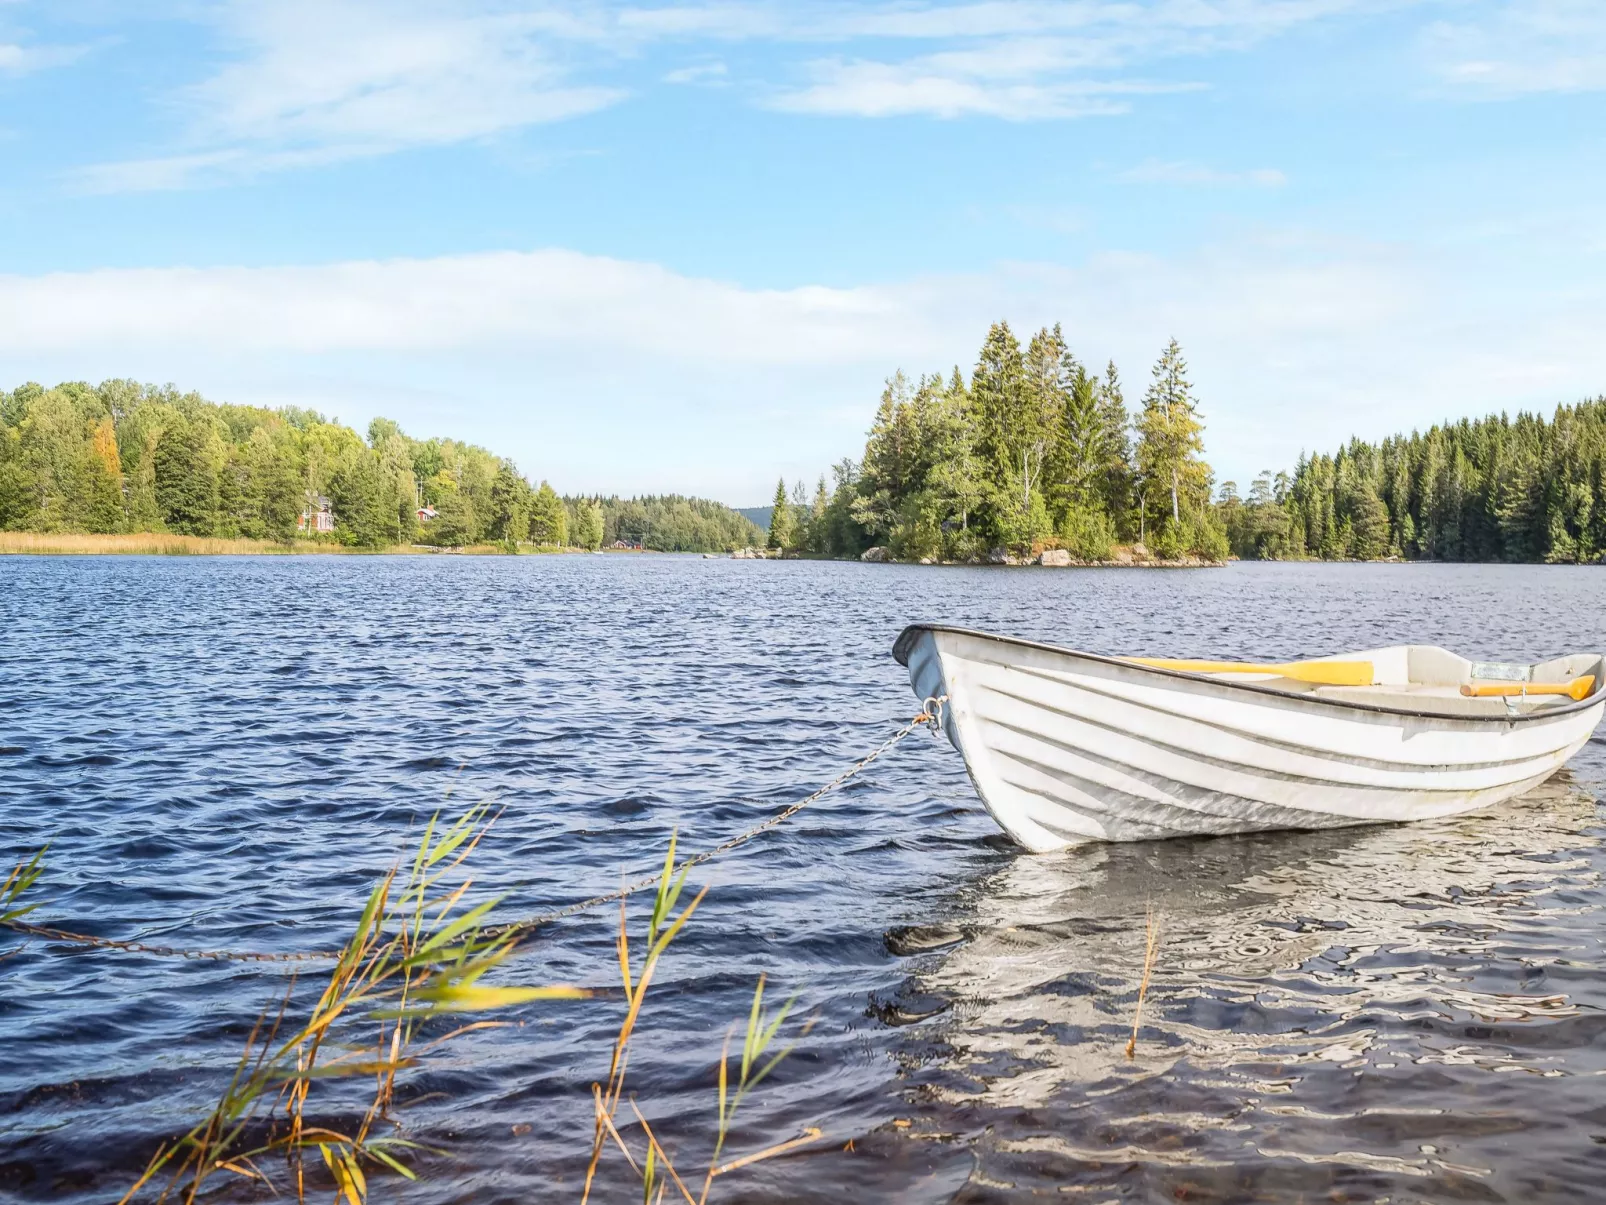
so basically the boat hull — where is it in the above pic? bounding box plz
[898,626,1606,852]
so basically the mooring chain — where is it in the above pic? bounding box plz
[0,920,337,964]
[2,696,948,965]
[483,694,947,940]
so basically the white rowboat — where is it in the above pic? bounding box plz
[894,625,1606,852]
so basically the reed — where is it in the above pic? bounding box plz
[583,833,822,1205]
[119,805,587,1204]
[100,819,820,1203]
[1,848,47,966]
[1,847,46,928]
[0,532,337,556]
[0,531,593,555]
[1125,907,1161,1059]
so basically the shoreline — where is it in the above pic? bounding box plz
[737,543,1226,568]
[0,530,1230,564]
[0,532,594,557]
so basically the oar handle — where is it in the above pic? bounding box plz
[1460,675,1595,701]
[1130,658,1375,687]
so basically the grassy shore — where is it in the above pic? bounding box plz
[0,532,586,556]
[0,532,328,555]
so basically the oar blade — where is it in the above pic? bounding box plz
[1275,661,1375,687]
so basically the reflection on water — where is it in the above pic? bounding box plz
[898,773,1606,1200]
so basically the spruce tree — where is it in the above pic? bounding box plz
[529,481,568,545]
[572,497,605,550]
[767,476,794,550]
[1054,353,1102,514]
[972,321,1047,546]
[851,372,911,540]
[1095,361,1133,536]
[428,485,474,547]
[153,414,219,536]
[924,367,985,542]
[1135,339,1207,546]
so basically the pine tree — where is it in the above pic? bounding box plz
[1094,361,1134,536]
[909,368,981,551]
[851,372,912,540]
[767,477,794,550]
[332,450,395,547]
[1135,339,1208,548]
[571,497,605,550]
[806,476,828,553]
[488,460,531,546]
[528,481,568,545]
[974,321,1052,547]
[1053,353,1102,513]
[153,414,219,536]
[429,484,475,547]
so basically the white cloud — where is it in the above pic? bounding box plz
[72,146,377,194]
[71,0,1395,188]
[770,35,1206,119]
[0,38,88,74]
[772,60,1142,119]
[624,0,1377,48]
[81,0,627,191]
[0,249,910,361]
[761,1,1371,119]
[1119,159,1287,186]
[1426,0,1606,95]
[664,60,728,84]
[2,237,1601,497]
[188,2,619,145]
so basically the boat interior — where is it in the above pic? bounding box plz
[1158,646,1606,716]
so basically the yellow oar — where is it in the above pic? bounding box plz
[1129,658,1375,687]
[1461,676,1595,701]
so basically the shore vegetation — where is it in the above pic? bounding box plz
[1218,398,1606,563]
[0,380,758,554]
[3,820,815,1204]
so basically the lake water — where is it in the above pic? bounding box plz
[3,556,1606,1203]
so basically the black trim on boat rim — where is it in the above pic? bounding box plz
[891,623,1605,725]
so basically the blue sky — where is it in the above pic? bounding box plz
[1,1,1603,503]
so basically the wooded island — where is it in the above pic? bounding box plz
[760,322,1222,564]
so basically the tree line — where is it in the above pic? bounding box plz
[0,379,755,552]
[578,495,762,552]
[763,321,1227,562]
[1219,398,1606,563]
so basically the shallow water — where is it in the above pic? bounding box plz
[2,556,1605,1203]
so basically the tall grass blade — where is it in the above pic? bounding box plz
[1125,907,1162,1060]
[1,847,46,925]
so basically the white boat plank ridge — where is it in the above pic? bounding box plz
[894,624,1606,852]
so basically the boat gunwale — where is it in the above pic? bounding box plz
[892,623,1606,725]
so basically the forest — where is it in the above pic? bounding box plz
[584,495,761,552]
[13,366,1602,565]
[0,379,757,552]
[762,321,1227,563]
[1216,399,1606,563]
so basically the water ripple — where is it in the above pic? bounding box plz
[2,557,1604,1201]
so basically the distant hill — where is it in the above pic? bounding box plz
[736,506,772,531]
